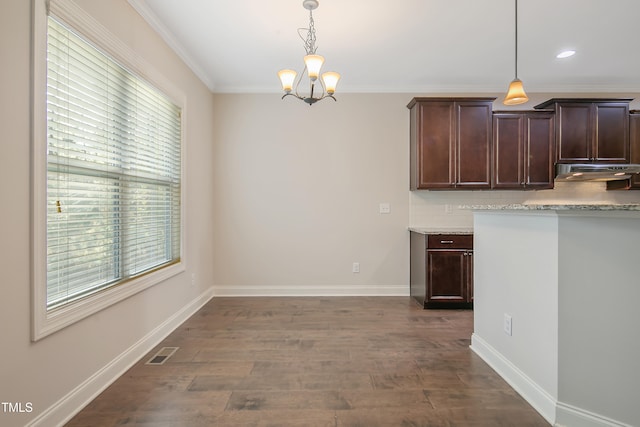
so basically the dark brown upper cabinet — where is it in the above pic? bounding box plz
[408,98,494,190]
[492,112,555,190]
[534,98,631,164]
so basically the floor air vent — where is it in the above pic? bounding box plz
[146,346,179,365]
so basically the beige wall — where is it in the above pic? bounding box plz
[211,93,411,295]
[0,0,216,425]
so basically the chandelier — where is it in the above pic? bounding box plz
[278,0,341,105]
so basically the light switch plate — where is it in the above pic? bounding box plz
[379,203,390,214]
[504,314,513,336]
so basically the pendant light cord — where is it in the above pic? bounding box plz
[514,0,519,79]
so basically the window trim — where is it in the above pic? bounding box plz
[31,0,187,341]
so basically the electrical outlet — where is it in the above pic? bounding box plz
[504,313,513,336]
[352,262,360,273]
[191,273,197,286]
[445,204,453,214]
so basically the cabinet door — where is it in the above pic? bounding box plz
[594,103,629,162]
[525,113,555,188]
[427,250,468,305]
[467,251,474,304]
[456,101,492,188]
[492,112,554,189]
[493,114,525,189]
[411,101,455,189]
[630,113,640,189]
[556,102,629,163]
[556,103,592,163]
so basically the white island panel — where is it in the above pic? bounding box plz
[556,215,640,427]
[471,207,640,427]
[471,211,559,424]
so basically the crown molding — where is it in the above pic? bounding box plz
[127,0,215,92]
[211,83,640,95]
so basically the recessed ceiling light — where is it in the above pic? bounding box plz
[556,50,576,59]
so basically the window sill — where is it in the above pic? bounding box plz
[32,261,185,341]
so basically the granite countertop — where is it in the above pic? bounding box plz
[461,204,640,211]
[408,226,473,235]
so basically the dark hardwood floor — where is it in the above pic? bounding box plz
[66,297,549,426]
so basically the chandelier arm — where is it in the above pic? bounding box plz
[317,94,336,103]
[282,92,304,101]
[293,64,307,99]
[282,92,335,103]
[317,74,327,98]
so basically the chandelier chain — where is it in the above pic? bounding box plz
[298,9,317,55]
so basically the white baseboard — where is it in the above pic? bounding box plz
[555,402,634,427]
[212,284,409,297]
[470,333,557,426]
[27,287,215,427]
[471,334,634,427]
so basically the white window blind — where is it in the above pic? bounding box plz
[46,15,182,310]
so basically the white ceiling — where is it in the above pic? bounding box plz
[127,0,640,94]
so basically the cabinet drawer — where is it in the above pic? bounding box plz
[427,234,473,249]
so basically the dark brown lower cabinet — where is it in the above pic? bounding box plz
[410,232,473,309]
[630,112,640,189]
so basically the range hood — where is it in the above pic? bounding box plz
[556,163,640,181]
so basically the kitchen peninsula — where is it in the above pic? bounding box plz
[468,204,640,427]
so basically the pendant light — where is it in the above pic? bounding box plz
[503,0,529,105]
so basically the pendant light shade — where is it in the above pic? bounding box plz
[303,54,325,81]
[278,69,297,93]
[503,0,528,105]
[504,78,528,105]
[321,71,340,94]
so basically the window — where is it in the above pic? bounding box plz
[32,0,185,340]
